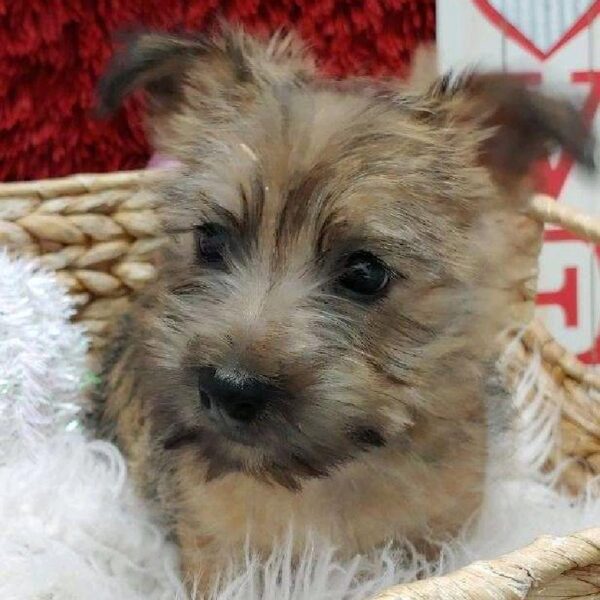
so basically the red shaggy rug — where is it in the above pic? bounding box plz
[0,0,435,182]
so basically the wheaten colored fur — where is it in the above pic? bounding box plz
[94,26,594,590]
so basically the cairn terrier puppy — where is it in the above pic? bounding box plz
[95,26,594,586]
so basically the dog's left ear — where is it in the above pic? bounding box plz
[426,72,596,193]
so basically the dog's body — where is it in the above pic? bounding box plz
[95,26,594,587]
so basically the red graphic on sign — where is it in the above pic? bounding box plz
[464,4,600,363]
[537,267,579,327]
[578,241,600,363]
[509,71,600,364]
[542,230,600,365]
[473,0,600,61]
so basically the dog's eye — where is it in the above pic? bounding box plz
[194,223,228,265]
[337,251,390,297]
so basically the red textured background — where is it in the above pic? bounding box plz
[0,1,435,182]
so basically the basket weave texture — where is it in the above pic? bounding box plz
[1,169,599,599]
[373,528,600,599]
[0,170,166,353]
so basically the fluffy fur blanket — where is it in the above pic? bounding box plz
[0,250,598,600]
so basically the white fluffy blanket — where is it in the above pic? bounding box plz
[0,250,598,600]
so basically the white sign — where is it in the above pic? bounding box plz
[437,0,600,364]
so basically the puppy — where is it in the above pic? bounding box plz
[95,26,595,588]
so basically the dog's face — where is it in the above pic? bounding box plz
[100,28,594,489]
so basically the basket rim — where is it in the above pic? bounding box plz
[370,527,600,600]
[0,169,162,199]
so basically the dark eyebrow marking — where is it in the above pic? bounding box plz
[316,208,345,257]
[162,225,195,234]
[240,175,266,232]
[165,173,267,237]
[162,201,241,235]
[275,164,337,252]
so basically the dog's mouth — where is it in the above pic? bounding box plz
[160,381,390,489]
[162,416,387,491]
[162,414,334,487]
[162,425,309,489]
[162,422,264,452]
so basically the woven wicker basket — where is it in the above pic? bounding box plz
[0,170,166,354]
[1,170,599,599]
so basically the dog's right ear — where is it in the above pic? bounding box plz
[97,32,210,117]
[97,26,314,114]
[97,27,314,154]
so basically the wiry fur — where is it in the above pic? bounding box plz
[94,26,595,588]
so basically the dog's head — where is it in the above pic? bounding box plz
[99,27,594,489]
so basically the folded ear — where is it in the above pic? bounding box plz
[97,32,209,116]
[426,72,596,192]
[97,26,314,149]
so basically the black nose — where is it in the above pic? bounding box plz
[197,368,274,424]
